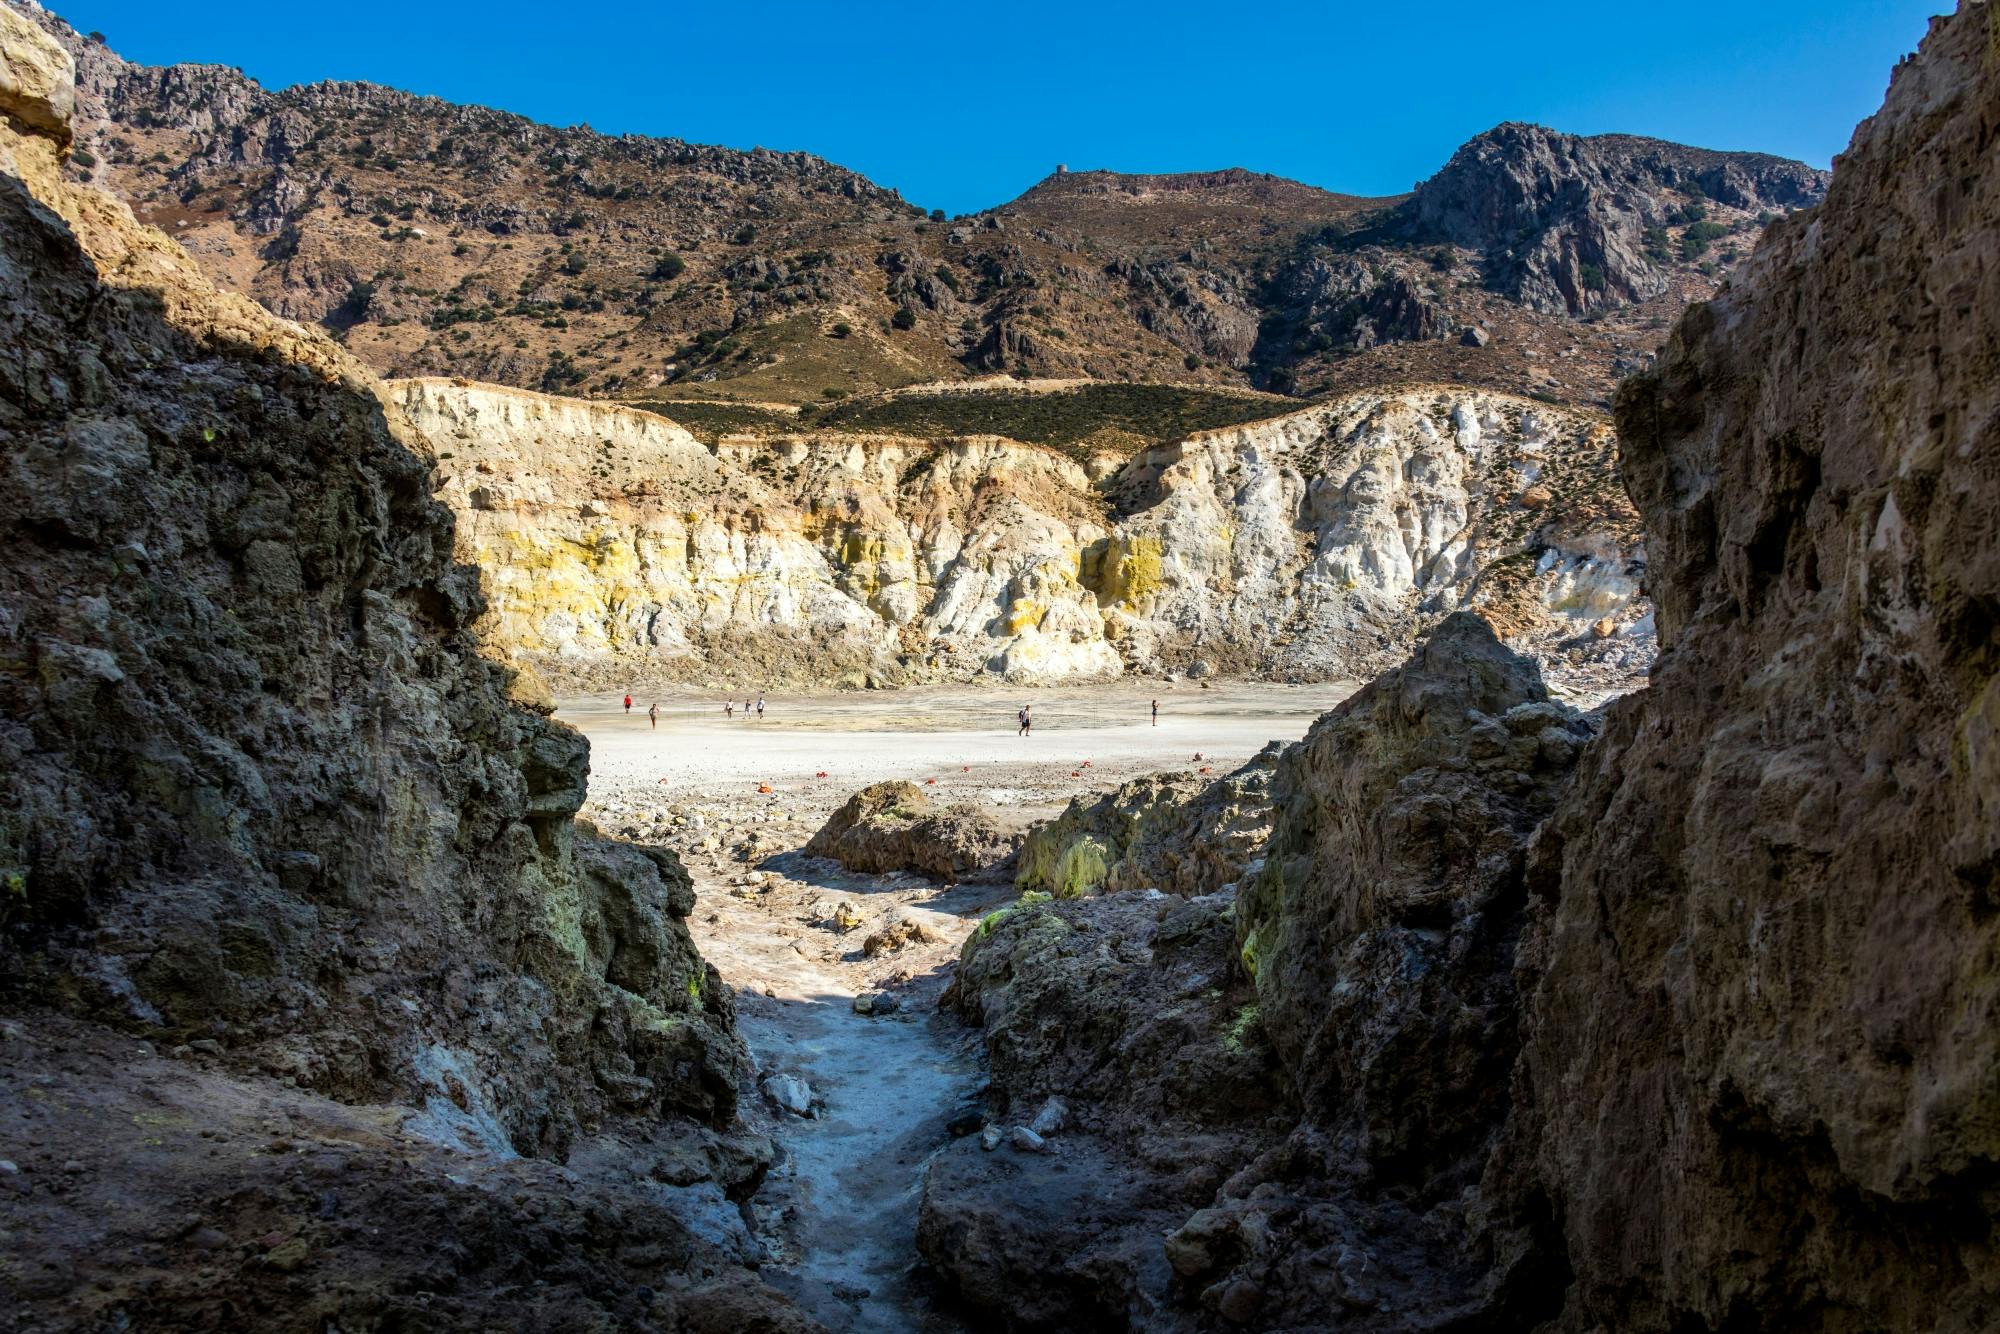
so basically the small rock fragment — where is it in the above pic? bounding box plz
[1028,1096,1070,1137]
[760,1074,814,1116]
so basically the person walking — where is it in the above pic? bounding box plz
[1151,698,1159,727]
[623,693,632,714]
[1022,703,1034,737]
[1016,706,1028,737]
[756,696,765,720]
[725,701,734,717]
[648,702,658,729]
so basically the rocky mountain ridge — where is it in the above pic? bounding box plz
[15,0,1824,411]
[1405,122,1828,314]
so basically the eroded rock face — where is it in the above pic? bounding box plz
[1504,6,2000,1328]
[0,103,742,1150]
[0,4,69,146]
[0,35,793,1327]
[1241,614,1587,1176]
[803,780,1019,882]
[927,616,1583,1328]
[399,376,1651,692]
[1408,122,1827,313]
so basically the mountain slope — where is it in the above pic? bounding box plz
[18,0,1825,410]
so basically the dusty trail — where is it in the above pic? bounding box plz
[565,681,1352,1328]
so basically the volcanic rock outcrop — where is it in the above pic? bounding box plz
[1501,4,2000,1325]
[0,14,799,1326]
[1014,744,1282,898]
[397,375,1651,692]
[1406,123,1826,314]
[927,615,1585,1328]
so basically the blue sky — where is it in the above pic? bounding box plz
[46,0,1945,215]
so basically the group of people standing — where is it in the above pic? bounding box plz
[624,691,1159,735]
[623,692,769,724]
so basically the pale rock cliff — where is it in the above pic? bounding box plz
[394,377,1651,692]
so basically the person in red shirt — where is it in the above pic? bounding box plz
[623,694,632,713]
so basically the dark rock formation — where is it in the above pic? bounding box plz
[1267,255,1451,352]
[1239,614,1588,1186]
[1406,122,1828,313]
[924,615,1586,1328]
[804,780,1019,882]
[925,887,1283,1329]
[0,17,802,1326]
[1501,6,2000,1327]
[1014,743,1280,898]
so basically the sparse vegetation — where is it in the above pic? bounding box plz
[1680,220,1728,260]
[817,384,1294,451]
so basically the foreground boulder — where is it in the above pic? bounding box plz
[1014,744,1281,898]
[925,888,1283,1329]
[1499,5,2000,1327]
[803,780,1019,882]
[0,20,800,1328]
